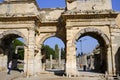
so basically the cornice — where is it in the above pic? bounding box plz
[0,16,38,22]
[62,12,119,20]
[39,21,58,26]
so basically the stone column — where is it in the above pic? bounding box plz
[110,28,120,75]
[24,46,28,75]
[66,29,77,77]
[0,55,7,71]
[50,55,52,69]
[66,45,77,77]
[58,48,61,67]
[27,28,35,76]
[107,47,113,75]
[90,55,94,70]
[34,48,42,74]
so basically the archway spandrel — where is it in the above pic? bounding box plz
[0,30,28,46]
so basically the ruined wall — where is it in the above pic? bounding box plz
[39,8,64,22]
[0,1,39,16]
[66,0,112,10]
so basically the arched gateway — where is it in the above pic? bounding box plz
[73,28,111,74]
[0,0,120,77]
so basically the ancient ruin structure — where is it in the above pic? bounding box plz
[0,0,120,77]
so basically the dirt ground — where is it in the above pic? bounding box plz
[0,71,107,80]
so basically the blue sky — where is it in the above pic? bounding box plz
[36,0,66,8]
[112,0,120,11]
[44,37,65,49]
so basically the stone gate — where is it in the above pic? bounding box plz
[0,0,120,77]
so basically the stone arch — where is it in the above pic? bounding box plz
[0,30,28,46]
[73,27,110,47]
[72,27,111,73]
[0,30,28,72]
[38,33,65,49]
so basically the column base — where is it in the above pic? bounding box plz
[66,70,79,77]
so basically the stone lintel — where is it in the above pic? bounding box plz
[40,21,58,26]
[0,20,35,24]
[111,32,120,36]
[66,21,111,28]
[111,29,120,33]
[66,18,114,22]
[62,13,118,20]
[40,27,57,33]
[0,16,38,22]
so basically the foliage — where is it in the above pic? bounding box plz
[12,39,24,60]
[41,44,66,59]
[41,45,55,59]
[13,39,24,49]
[18,49,24,60]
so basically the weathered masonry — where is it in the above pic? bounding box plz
[0,0,120,77]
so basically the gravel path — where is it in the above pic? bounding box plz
[0,71,106,80]
[0,71,23,80]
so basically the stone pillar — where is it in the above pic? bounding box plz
[0,47,7,71]
[0,55,7,71]
[27,28,35,76]
[34,49,42,74]
[66,29,77,77]
[90,55,94,70]
[23,46,28,75]
[66,45,77,77]
[50,55,52,69]
[107,47,113,75]
[58,48,61,67]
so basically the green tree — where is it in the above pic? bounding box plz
[13,39,24,49]
[41,45,55,59]
[12,39,24,60]
[55,44,59,60]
